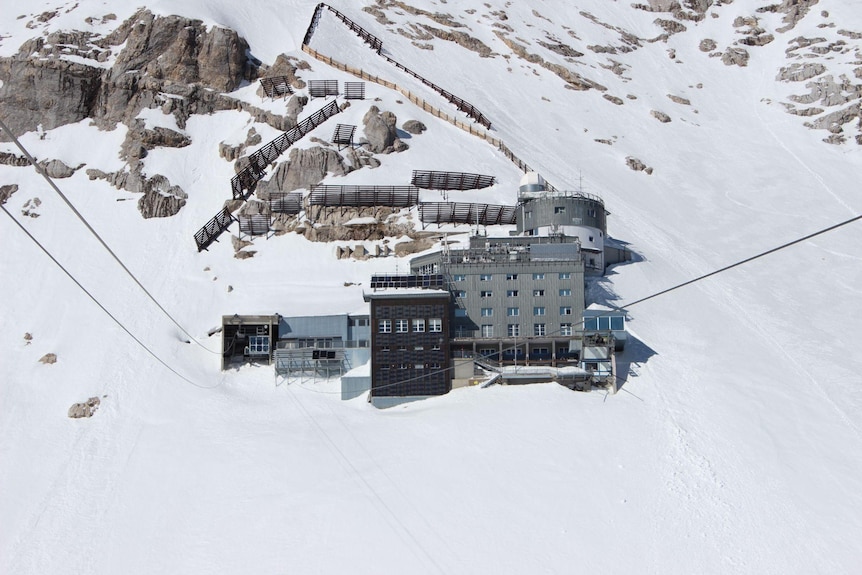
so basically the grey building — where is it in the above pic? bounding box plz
[410,235,585,363]
[274,313,370,378]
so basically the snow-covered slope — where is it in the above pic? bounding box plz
[2,1,861,573]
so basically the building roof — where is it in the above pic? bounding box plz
[363,288,450,301]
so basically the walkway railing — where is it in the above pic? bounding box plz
[194,207,235,252]
[231,100,342,201]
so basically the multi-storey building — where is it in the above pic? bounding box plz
[410,235,585,362]
[363,277,451,403]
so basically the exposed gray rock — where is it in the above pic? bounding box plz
[402,120,427,134]
[0,152,29,167]
[777,63,826,82]
[68,397,100,418]
[137,175,188,218]
[40,159,78,178]
[667,94,691,105]
[626,157,653,174]
[362,106,399,153]
[39,352,57,364]
[0,184,18,205]
[257,147,350,194]
[651,110,672,122]
[139,127,191,150]
[0,56,102,140]
[721,47,750,67]
[699,38,717,52]
[104,9,250,92]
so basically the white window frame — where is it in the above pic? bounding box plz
[507,307,519,317]
[560,306,573,316]
[429,318,443,332]
[559,288,572,297]
[507,324,520,337]
[379,319,391,333]
[534,306,546,316]
[534,323,546,336]
[481,308,493,317]
[396,319,409,333]
[481,324,494,338]
[412,318,425,332]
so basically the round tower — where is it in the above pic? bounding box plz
[516,172,607,273]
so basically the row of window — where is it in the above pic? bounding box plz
[380,344,442,351]
[380,363,443,370]
[478,306,572,316]
[379,318,443,333]
[479,323,574,337]
[454,272,572,281]
[455,289,573,298]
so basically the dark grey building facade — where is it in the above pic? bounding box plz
[364,287,451,398]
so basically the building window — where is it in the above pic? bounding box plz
[381,365,390,371]
[455,309,468,317]
[415,364,424,370]
[429,318,442,332]
[414,345,424,351]
[480,290,493,298]
[396,319,409,333]
[379,319,391,333]
[533,306,546,316]
[587,209,596,217]
[533,273,545,280]
[559,272,571,280]
[507,307,519,316]
[413,318,425,332]
[507,290,519,297]
[481,308,493,317]
[533,289,545,297]
[560,306,573,315]
[398,345,408,351]
[559,288,572,297]
[560,323,573,336]
[589,236,594,242]
[455,290,467,298]
[506,273,518,280]
[381,345,390,352]
[507,324,520,337]
[399,363,409,370]
[481,324,494,338]
[480,274,492,281]
[432,343,441,350]
[554,206,566,214]
[248,336,269,354]
[453,274,465,281]
[430,362,441,369]
[534,323,546,336]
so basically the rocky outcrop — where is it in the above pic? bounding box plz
[362,106,403,153]
[626,156,654,174]
[86,167,187,218]
[0,56,102,139]
[39,352,57,364]
[68,397,100,418]
[651,110,672,122]
[402,120,427,134]
[256,147,350,195]
[0,8,262,142]
[0,184,18,205]
[103,10,251,92]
